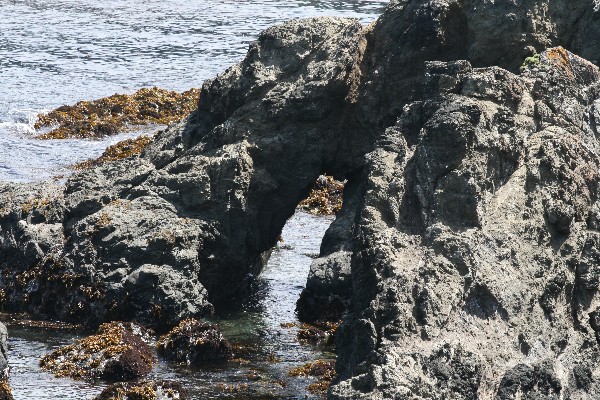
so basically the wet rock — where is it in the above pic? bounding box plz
[297,176,361,323]
[0,382,13,400]
[157,319,232,364]
[35,87,200,139]
[94,380,187,400]
[40,322,155,381]
[74,135,154,170]
[289,360,336,395]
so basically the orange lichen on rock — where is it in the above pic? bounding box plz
[35,87,200,139]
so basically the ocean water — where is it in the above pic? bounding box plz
[0,0,386,182]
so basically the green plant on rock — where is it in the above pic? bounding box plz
[520,53,541,71]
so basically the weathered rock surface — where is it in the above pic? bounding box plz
[2,0,600,398]
[332,49,600,398]
[0,16,366,330]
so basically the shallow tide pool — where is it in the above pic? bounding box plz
[7,211,335,399]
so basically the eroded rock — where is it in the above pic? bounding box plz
[2,1,600,398]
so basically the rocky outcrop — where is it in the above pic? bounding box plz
[40,322,155,381]
[331,49,600,398]
[157,319,232,364]
[0,16,366,330]
[3,0,600,398]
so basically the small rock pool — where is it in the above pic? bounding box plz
[5,211,334,399]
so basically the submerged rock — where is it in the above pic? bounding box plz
[94,380,187,400]
[40,322,155,381]
[157,319,232,364]
[289,360,336,395]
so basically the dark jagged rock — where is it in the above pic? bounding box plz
[157,319,232,364]
[94,380,187,400]
[40,322,155,381]
[0,16,365,330]
[2,1,600,398]
[331,50,600,399]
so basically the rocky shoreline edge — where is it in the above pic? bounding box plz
[3,0,600,398]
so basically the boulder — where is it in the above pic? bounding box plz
[331,51,600,399]
[157,319,232,364]
[40,322,155,381]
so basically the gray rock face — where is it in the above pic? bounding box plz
[331,50,600,399]
[357,0,600,129]
[0,17,366,329]
[2,0,600,398]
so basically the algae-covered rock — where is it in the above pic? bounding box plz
[40,322,155,381]
[289,360,336,395]
[35,87,199,139]
[74,135,154,170]
[94,380,187,400]
[298,175,345,216]
[0,381,13,400]
[157,319,232,364]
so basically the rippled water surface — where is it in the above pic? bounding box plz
[0,0,386,181]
